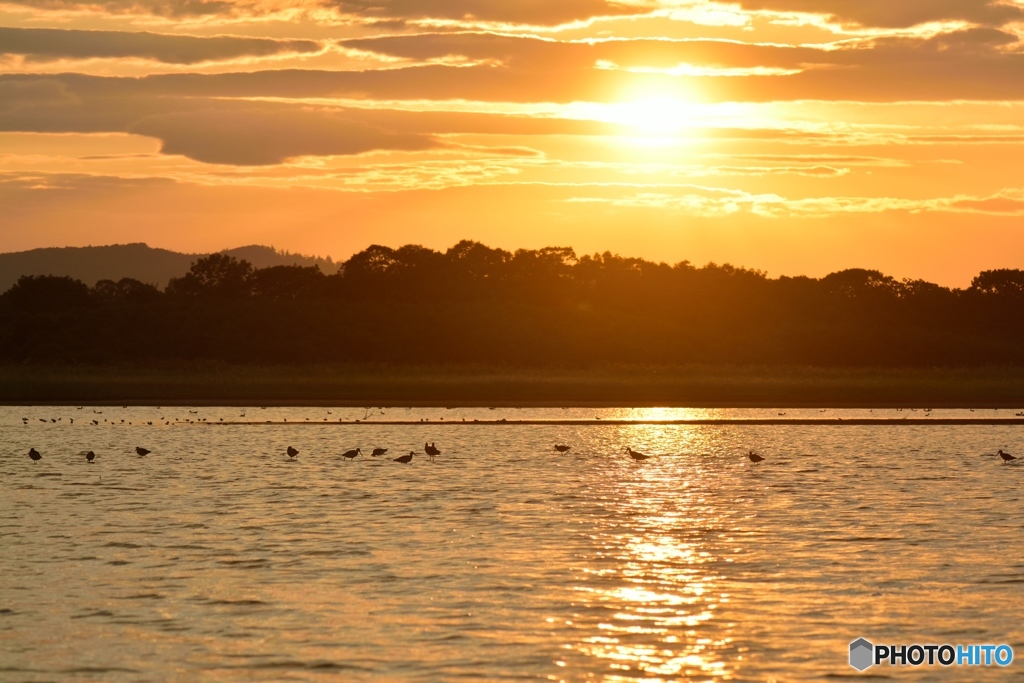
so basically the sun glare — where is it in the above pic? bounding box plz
[616,96,698,135]
[565,93,705,143]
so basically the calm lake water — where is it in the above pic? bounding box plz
[2,406,1023,682]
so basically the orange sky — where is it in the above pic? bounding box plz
[2,1,1024,286]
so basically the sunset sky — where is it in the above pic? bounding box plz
[2,0,1024,285]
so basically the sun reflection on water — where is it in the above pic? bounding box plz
[564,438,736,682]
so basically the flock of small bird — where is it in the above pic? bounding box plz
[19,441,1021,466]
[23,443,440,465]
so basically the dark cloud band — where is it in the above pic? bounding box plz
[0,27,321,64]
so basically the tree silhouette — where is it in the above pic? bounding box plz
[3,243,1024,367]
[166,254,255,298]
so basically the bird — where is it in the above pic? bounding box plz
[625,447,650,461]
[28,448,41,462]
[997,449,1017,463]
[394,452,414,464]
[554,445,571,453]
[424,443,440,461]
[371,448,388,457]
[86,451,95,463]
[748,450,765,463]
[135,446,151,457]
[287,446,299,458]
[341,448,361,460]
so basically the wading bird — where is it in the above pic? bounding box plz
[371,448,388,457]
[425,443,441,457]
[394,452,414,464]
[86,451,95,463]
[287,446,298,458]
[554,445,571,453]
[998,449,1017,463]
[28,448,41,462]
[341,448,361,461]
[135,447,150,457]
[625,447,650,461]
[748,451,765,463]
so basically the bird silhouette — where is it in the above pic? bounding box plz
[86,451,96,463]
[748,450,765,463]
[135,446,151,457]
[998,449,1017,463]
[425,442,440,457]
[341,448,361,461]
[394,452,414,464]
[625,447,650,461]
[554,444,571,453]
[287,446,299,458]
[28,448,41,462]
[371,448,388,457]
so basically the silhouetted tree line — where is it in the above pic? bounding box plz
[3,240,1024,366]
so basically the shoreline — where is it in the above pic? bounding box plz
[198,418,1024,426]
[6,364,1024,408]
[4,399,1024,409]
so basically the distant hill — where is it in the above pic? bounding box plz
[0,244,340,291]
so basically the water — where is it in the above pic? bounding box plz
[2,406,1023,682]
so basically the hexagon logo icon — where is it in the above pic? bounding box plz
[849,638,874,671]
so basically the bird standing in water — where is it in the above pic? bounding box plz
[748,451,765,463]
[554,445,571,453]
[135,447,151,457]
[371,448,388,457]
[394,452,414,464]
[998,449,1017,463]
[86,451,95,463]
[341,448,361,461]
[625,447,650,461]
[28,448,41,462]
[287,446,299,459]
[424,443,440,461]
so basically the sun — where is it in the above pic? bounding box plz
[611,95,701,135]
[563,93,703,140]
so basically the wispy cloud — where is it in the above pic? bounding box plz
[568,187,1024,217]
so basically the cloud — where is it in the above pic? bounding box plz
[0,80,441,164]
[3,24,1024,117]
[730,0,1024,28]
[332,28,1024,102]
[567,186,1024,218]
[0,27,322,65]
[0,79,79,114]
[0,0,649,23]
[340,32,822,71]
[129,107,439,164]
[2,23,1024,168]
[321,0,647,26]
[4,0,237,17]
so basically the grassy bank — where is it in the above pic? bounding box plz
[3,364,1024,406]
